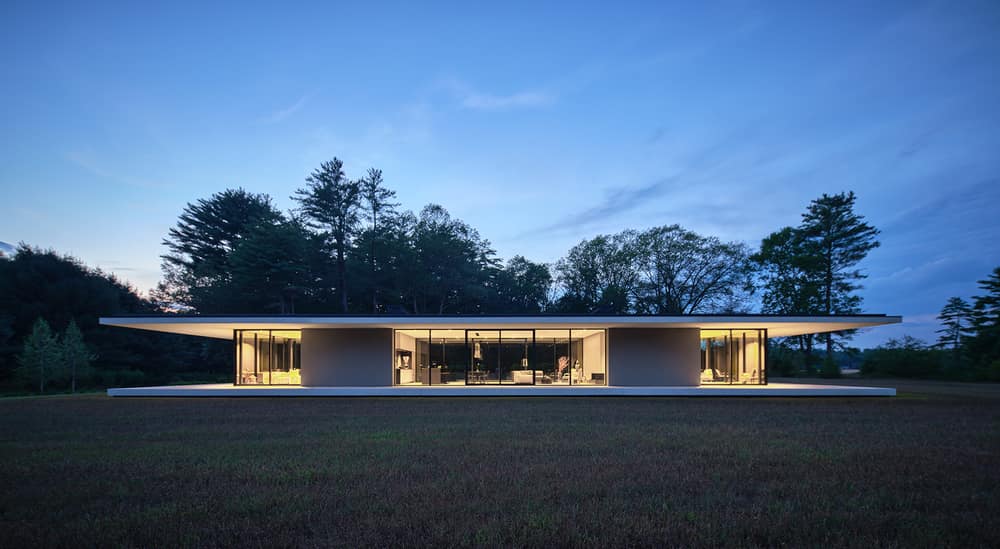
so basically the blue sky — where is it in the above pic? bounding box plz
[2,1,998,347]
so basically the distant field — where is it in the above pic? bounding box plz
[1,382,998,547]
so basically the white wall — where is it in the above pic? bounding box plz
[582,332,606,380]
[609,328,701,386]
[301,328,393,386]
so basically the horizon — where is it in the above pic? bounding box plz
[3,1,999,348]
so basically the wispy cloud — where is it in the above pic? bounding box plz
[261,93,311,123]
[461,90,553,110]
[64,150,172,189]
[522,177,679,238]
[438,78,554,111]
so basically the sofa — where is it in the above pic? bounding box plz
[512,370,545,384]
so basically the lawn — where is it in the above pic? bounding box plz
[1,381,998,548]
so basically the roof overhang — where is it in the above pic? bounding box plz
[99,315,902,340]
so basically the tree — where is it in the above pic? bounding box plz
[359,168,398,312]
[861,336,943,378]
[0,246,214,389]
[635,225,754,314]
[16,318,60,393]
[228,219,323,314]
[967,267,1000,378]
[798,192,880,358]
[408,205,500,313]
[555,226,754,315]
[352,210,418,313]
[555,232,641,313]
[293,158,362,312]
[754,227,824,314]
[493,256,553,313]
[936,297,972,353]
[754,226,825,369]
[970,267,1000,329]
[61,319,95,393]
[157,189,284,312]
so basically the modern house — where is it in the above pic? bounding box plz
[100,314,901,396]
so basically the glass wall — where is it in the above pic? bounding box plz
[393,328,606,386]
[699,329,766,385]
[395,329,470,385]
[235,329,301,385]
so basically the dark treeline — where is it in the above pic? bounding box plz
[857,268,1000,381]
[0,247,229,393]
[149,157,764,318]
[3,156,998,391]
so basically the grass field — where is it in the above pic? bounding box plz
[1,380,998,548]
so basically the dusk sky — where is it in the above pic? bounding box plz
[2,1,998,347]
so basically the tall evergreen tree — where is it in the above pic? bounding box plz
[967,267,1000,375]
[798,191,880,358]
[16,318,60,393]
[359,168,398,312]
[61,319,95,393]
[293,158,362,312]
[228,219,322,313]
[936,297,972,352]
[158,189,283,312]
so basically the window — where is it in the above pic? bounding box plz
[235,330,301,385]
[393,328,606,386]
[699,329,766,385]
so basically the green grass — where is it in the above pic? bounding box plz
[1,381,998,548]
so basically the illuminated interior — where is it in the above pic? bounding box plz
[699,329,766,385]
[393,328,607,386]
[236,329,301,385]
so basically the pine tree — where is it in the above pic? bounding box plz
[359,168,398,312]
[967,267,1000,376]
[61,319,95,393]
[16,318,60,393]
[158,188,284,312]
[293,158,362,312]
[936,297,971,354]
[798,192,880,360]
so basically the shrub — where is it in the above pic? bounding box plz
[861,336,943,378]
[820,355,841,378]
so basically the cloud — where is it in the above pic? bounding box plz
[438,78,554,111]
[515,176,682,240]
[514,121,778,240]
[64,150,172,189]
[881,177,1000,236]
[897,125,944,158]
[261,93,311,123]
[460,90,553,110]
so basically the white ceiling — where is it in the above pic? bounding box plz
[100,315,902,340]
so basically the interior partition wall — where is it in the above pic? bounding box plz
[699,329,767,385]
[234,329,302,385]
[393,328,607,386]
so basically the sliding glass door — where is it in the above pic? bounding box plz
[234,329,301,385]
[392,328,607,386]
[699,329,767,385]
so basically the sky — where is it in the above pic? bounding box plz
[2,0,998,348]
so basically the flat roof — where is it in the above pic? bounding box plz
[99,314,901,339]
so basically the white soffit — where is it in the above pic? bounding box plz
[99,315,902,340]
